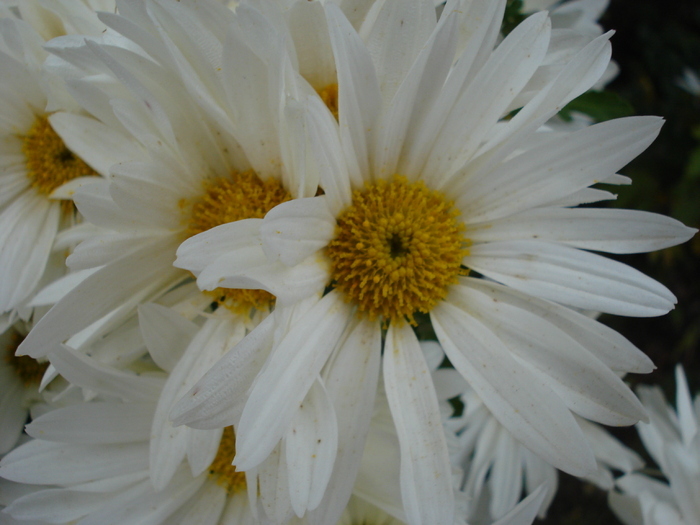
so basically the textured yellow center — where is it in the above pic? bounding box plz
[22,115,97,196]
[209,427,246,494]
[186,171,290,313]
[5,333,47,387]
[317,83,339,120]
[327,176,468,325]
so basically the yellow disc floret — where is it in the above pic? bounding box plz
[317,83,339,120]
[23,115,97,196]
[186,171,290,314]
[208,427,247,494]
[327,176,468,325]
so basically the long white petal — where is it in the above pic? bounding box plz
[286,379,338,517]
[305,318,382,525]
[383,323,454,525]
[432,302,596,476]
[468,207,696,254]
[465,240,676,316]
[326,2,381,188]
[170,314,276,430]
[18,237,181,358]
[234,291,351,471]
[447,283,647,425]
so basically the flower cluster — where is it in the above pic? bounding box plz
[0,1,696,525]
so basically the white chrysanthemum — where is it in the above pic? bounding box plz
[0,357,263,525]
[16,0,329,364]
[609,366,700,525]
[0,4,116,320]
[173,2,695,524]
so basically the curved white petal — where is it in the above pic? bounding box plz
[383,323,454,525]
[465,240,676,316]
[446,282,647,425]
[260,197,336,267]
[468,207,697,254]
[326,2,381,188]
[234,291,351,471]
[285,378,338,517]
[431,301,597,476]
[170,313,276,430]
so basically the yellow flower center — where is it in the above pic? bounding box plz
[186,171,290,314]
[327,176,468,325]
[208,427,246,494]
[317,83,339,120]
[5,333,47,387]
[22,115,97,197]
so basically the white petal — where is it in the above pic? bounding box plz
[468,207,696,254]
[48,344,164,402]
[176,481,228,525]
[372,1,459,180]
[280,95,351,215]
[383,323,454,525]
[151,319,243,490]
[138,303,199,373]
[0,439,149,485]
[198,250,331,307]
[3,488,108,523]
[48,112,141,178]
[447,282,647,425]
[465,240,676,316]
[25,402,155,444]
[491,484,549,525]
[458,117,663,223]
[234,291,351,471]
[260,197,336,267]
[171,314,276,430]
[18,237,181,358]
[174,219,262,276]
[461,277,653,375]
[431,302,596,476]
[675,365,697,447]
[305,318,381,525]
[424,12,551,185]
[285,379,338,517]
[399,0,506,177]
[0,192,59,312]
[359,0,436,105]
[326,2,381,188]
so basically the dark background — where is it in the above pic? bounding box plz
[541,0,700,522]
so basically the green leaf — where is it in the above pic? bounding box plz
[502,0,526,36]
[559,91,635,123]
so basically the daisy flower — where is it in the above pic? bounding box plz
[0,357,263,525]
[16,0,327,363]
[609,366,700,525]
[0,5,114,320]
[173,1,696,524]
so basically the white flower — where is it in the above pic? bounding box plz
[16,0,323,362]
[0,354,263,525]
[0,6,112,320]
[609,366,700,525]
[173,2,695,524]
